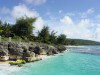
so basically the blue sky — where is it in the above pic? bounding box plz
[0,0,100,41]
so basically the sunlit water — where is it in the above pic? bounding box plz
[0,46,100,75]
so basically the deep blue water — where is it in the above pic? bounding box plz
[1,46,100,75]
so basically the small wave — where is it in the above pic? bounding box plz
[66,46,85,48]
[0,64,21,75]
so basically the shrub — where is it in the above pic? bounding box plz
[9,60,26,66]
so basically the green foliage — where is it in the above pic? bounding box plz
[0,20,3,34]
[27,35,35,41]
[12,17,36,37]
[9,60,26,66]
[38,26,50,44]
[66,39,100,45]
[49,31,57,44]
[57,34,67,45]
[0,17,100,45]
[1,22,13,37]
[0,21,13,37]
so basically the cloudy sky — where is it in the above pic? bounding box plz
[0,0,100,41]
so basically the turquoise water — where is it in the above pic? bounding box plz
[1,46,100,75]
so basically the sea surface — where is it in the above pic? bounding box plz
[0,46,100,75]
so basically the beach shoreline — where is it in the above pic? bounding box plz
[0,50,68,65]
[0,55,51,65]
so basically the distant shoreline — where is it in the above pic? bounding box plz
[66,45,85,47]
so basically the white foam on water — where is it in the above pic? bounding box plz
[0,64,21,75]
[66,45,85,48]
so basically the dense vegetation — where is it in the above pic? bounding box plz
[0,17,100,45]
[66,39,100,45]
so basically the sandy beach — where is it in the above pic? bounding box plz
[0,61,14,64]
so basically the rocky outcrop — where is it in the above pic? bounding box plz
[22,50,36,62]
[0,42,66,61]
[0,56,9,61]
[8,42,24,56]
[56,45,66,52]
[0,42,8,56]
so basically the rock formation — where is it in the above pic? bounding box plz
[0,42,66,62]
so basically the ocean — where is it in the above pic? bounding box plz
[0,46,100,75]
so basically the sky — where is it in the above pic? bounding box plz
[0,0,100,41]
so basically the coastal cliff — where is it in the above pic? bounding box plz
[0,42,66,62]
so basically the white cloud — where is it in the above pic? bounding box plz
[80,8,95,18]
[95,25,100,41]
[77,19,93,39]
[25,0,46,5]
[60,16,73,25]
[33,17,44,31]
[12,4,39,19]
[0,6,100,41]
[60,16,94,40]
[96,28,100,38]
[78,19,90,28]
[87,8,95,14]
[55,10,100,41]
[11,4,45,32]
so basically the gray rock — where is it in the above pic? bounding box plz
[0,42,8,56]
[8,42,24,56]
[22,51,36,62]
[0,42,66,62]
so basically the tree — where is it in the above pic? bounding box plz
[57,34,67,45]
[12,17,36,37]
[38,26,50,43]
[0,20,3,35]
[49,31,57,44]
[70,40,76,45]
[1,22,13,37]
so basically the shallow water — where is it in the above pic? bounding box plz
[1,46,100,75]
